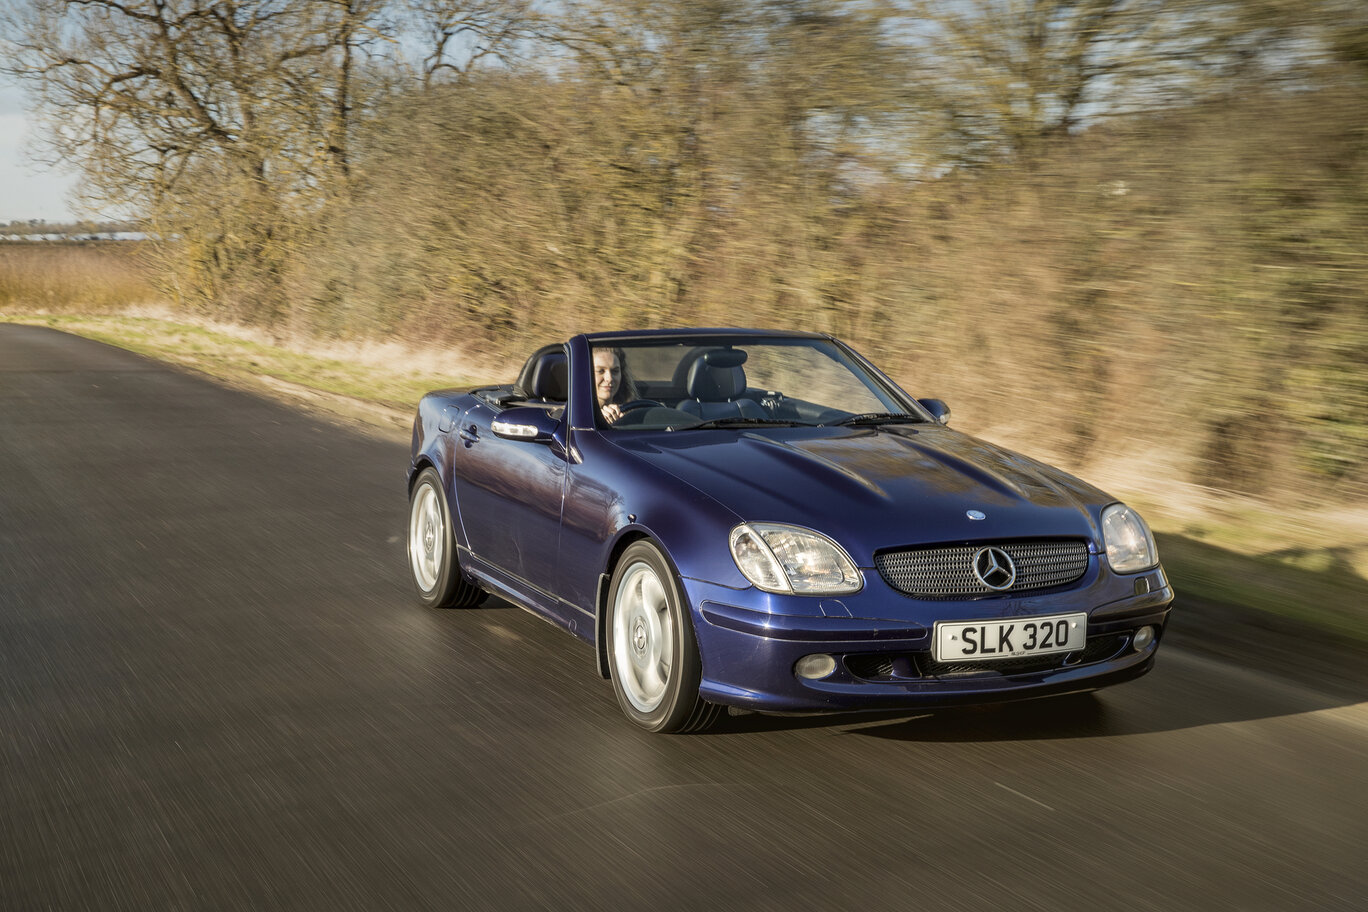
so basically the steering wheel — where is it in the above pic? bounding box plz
[618,399,665,412]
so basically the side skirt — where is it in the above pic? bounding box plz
[459,547,596,642]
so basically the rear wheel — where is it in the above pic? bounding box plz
[408,468,485,608]
[607,541,720,733]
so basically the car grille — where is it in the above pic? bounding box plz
[874,539,1090,599]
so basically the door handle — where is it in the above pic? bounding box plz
[459,424,480,446]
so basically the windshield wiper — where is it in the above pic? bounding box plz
[822,412,923,427]
[688,417,807,430]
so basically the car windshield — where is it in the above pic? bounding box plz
[590,336,923,431]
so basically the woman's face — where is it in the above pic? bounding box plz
[593,350,621,406]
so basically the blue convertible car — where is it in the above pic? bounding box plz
[407,329,1173,732]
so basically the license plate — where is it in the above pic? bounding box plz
[933,613,1087,662]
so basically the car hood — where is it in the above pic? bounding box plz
[612,425,1111,563]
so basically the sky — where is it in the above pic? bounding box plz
[0,75,82,224]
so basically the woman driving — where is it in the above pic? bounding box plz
[593,347,637,423]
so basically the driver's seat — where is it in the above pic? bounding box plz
[676,349,766,420]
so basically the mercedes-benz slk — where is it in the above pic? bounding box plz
[406,329,1173,732]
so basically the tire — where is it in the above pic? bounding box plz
[606,541,721,733]
[408,468,485,609]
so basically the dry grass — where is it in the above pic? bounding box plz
[0,242,161,312]
[109,302,514,390]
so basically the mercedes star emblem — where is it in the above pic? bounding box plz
[972,546,1017,590]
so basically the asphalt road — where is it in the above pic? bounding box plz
[3,324,1366,912]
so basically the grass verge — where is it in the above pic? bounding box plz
[3,311,491,437]
[5,311,1366,655]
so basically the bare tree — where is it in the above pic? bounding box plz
[894,0,1262,161]
[1,0,396,313]
[3,1,386,203]
[407,0,540,88]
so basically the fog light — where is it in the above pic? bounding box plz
[1132,626,1155,652]
[795,654,837,680]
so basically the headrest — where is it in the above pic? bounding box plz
[686,355,746,401]
[528,352,568,401]
[514,343,565,397]
[702,348,747,368]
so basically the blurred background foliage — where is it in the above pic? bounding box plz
[3,0,1366,501]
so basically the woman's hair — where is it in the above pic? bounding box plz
[599,346,639,404]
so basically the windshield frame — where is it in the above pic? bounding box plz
[576,331,930,432]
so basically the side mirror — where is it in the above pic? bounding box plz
[918,398,951,425]
[491,406,562,443]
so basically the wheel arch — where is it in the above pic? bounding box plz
[594,529,655,679]
[408,455,439,494]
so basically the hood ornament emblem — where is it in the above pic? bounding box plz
[972,546,1017,590]
[966,510,986,521]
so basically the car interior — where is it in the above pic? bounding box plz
[480,342,878,428]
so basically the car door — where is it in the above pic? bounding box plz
[557,438,624,615]
[448,400,568,597]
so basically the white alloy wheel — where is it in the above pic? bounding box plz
[410,481,446,594]
[613,560,675,713]
[407,468,484,609]
[605,541,719,733]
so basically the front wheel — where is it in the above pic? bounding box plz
[408,468,485,608]
[607,541,720,733]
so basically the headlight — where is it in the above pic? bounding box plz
[1101,504,1159,573]
[729,523,862,595]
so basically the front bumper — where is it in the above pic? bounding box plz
[685,573,1174,714]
